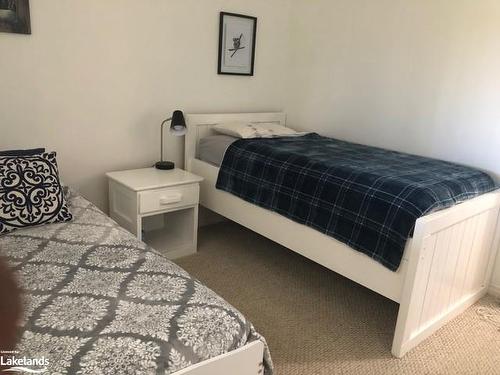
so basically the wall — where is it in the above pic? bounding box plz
[287,0,500,290]
[0,0,292,209]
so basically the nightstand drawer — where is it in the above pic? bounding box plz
[139,184,199,214]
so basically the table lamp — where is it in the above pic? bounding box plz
[155,110,186,170]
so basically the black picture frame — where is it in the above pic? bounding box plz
[218,12,257,76]
[0,0,31,35]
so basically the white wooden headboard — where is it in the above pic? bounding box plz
[184,112,286,172]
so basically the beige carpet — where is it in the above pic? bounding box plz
[175,222,500,375]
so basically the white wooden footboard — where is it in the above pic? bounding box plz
[392,191,500,357]
[174,341,265,375]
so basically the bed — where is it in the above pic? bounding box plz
[185,112,500,358]
[0,191,272,375]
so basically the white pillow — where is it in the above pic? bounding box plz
[214,122,300,139]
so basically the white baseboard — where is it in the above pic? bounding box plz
[488,284,500,298]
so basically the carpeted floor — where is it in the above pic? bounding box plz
[175,222,500,375]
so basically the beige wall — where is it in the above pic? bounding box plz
[0,0,291,209]
[287,0,500,290]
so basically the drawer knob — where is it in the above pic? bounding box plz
[159,193,182,205]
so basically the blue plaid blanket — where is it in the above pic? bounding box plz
[216,133,497,271]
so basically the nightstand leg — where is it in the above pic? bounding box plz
[193,205,199,252]
[136,216,143,241]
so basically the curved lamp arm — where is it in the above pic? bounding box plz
[159,117,172,162]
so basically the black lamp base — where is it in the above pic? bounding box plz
[155,161,175,170]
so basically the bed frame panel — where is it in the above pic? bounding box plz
[184,112,500,358]
[175,341,264,375]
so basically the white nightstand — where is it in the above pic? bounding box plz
[106,168,203,259]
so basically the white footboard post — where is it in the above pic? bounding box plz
[391,219,430,357]
[392,192,500,357]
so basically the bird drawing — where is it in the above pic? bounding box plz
[228,33,245,57]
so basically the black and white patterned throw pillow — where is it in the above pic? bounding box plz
[0,152,72,234]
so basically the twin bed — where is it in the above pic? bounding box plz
[1,192,271,374]
[185,112,500,358]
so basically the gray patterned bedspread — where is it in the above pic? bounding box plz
[0,193,272,374]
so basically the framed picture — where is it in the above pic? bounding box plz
[218,12,257,76]
[0,0,31,34]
